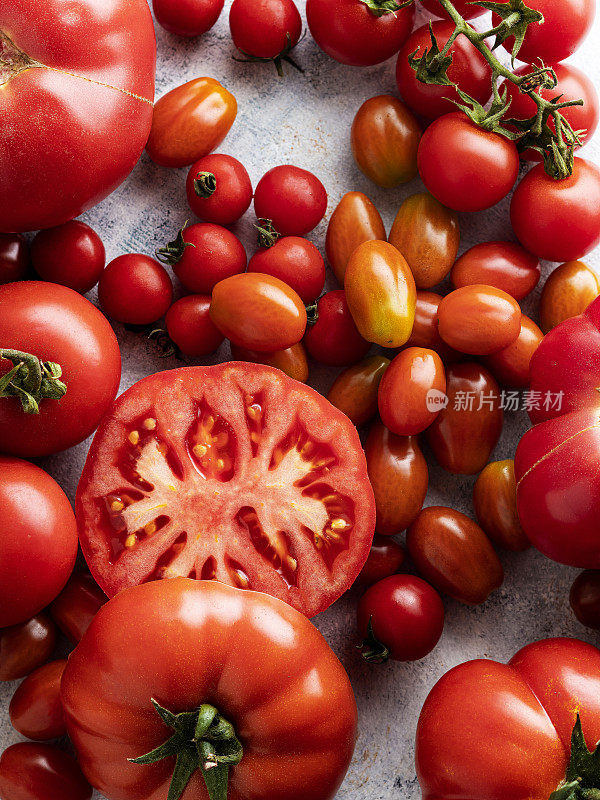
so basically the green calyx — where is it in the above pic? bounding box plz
[357,619,390,665]
[0,349,67,414]
[193,172,217,199]
[255,218,281,248]
[130,700,243,800]
[155,223,195,266]
[549,716,600,800]
[359,0,414,16]
[233,32,304,78]
[475,0,543,61]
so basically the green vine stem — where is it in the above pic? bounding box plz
[0,349,67,414]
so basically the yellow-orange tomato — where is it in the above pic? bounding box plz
[147,78,237,168]
[473,460,530,552]
[327,355,390,426]
[231,342,309,383]
[325,191,386,284]
[539,260,600,333]
[388,193,459,289]
[351,95,421,188]
[483,314,543,387]
[345,240,416,348]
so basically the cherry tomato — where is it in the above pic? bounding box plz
[365,421,429,535]
[345,240,416,348]
[9,660,67,741]
[351,95,421,187]
[98,254,173,325]
[254,166,327,236]
[540,260,600,333]
[420,0,486,19]
[0,743,92,800]
[248,237,325,303]
[30,221,105,294]
[49,573,107,645]
[451,241,541,300]
[510,157,600,262]
[304,290,371,366]
[0,614,56,683]
[186,154,252,225]
[396,22,492,119]
[425,363,503,475]
[0,234,29,285]
[570,571,600,630]
[357,574,444,662]
[146,78,237,168]
[230,342,309,382]
[473,459,530,552]
[388,192,459,289]
[482,314,543,388]
[326,191,386,284]
[418,113,519,212]
[327,355,390,426]
[165,295,225,358]
[354,535,406,588]
[407,506,504,605]
[153,0,224,36]
[406,291,461,362]
[229,0,302,66]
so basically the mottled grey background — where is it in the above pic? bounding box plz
[1,2,600,798]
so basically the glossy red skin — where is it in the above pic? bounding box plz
[420,0,486,19]
[10,660,67,741]
[0,282,121,457]
[99,254,173,325]
[304,290,371,366]
[306,0,414,66]
[0,0,155,233]
[230,0,302,57]
[248,237,326,303]
[327,355,390,427]
[153,0,224,36]
[419,113,519,212]
[451,241,541,300]
[254,166,327,236]
[171,223,247,294]
[511,158,600,262]
[406,291,461,363]
[416,638,600,800]
[326,191,386,285]
[62,579,358,800]
[570,571,600,630]
[230,343,309,382]
[396,23,492,119]
[0,614,57,683]
[31,221,105,294]
[0,743,92,800]
[354,535,405,587]
[0,234,29,284]
[165,295,225,358]
[483,315,543,388]
[186,154,252,225]
[49,573,107,645]
[358,574,444,661]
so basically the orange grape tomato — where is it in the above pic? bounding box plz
[231,342,310,383]
[539,260,600,333]
[473,460,530,552]
[325,191,386,284]
[483,314,543,388]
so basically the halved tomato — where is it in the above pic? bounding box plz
[76,363,376,617]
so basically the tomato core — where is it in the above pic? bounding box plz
[0,30,39,85]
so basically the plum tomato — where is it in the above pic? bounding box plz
[365,421,429,535]
[98,254,172,325]
[354,535,406,588]
[482,314,543,388]
[229,0,302,68]
[0,743,92,800]
[75,364,376,617]
[186,154,252,225]
[540,260,600,333]
[388,193,459,290]
[351,95,421,188]
[327,355,390,427]
[153,0,225,36]
[406,291,461,362]
[248,237,326,304]
[326,191,386,284]
[0,614,57,683]
[165,296,225,358]
[231,343,310,382]
[30,221,105,294]
[0,234,29,285]
[420,0,486,19]
[344,240,416,348]
[451,241,541,301]
[357,574,444,662]
[438,285,522,356]
[9,660,67,741]
[473,460,530,552]
[407,506,504,605]
[570,571,600,630]
[304,290,371,366]
[254,165,328,236]
[49,573,107,645]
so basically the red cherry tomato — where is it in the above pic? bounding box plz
[98,254,173,325]
[186,154,252,225]
[31,221,105,294]
[354,535,406,588]
[327,355,390,426]
[473,460,530,552]
[0,614,57,683]
[304,290,371,366]
[254,166,328,236]
[165,295,225,358]
[49,573,108,645]
[230,0,302,65]
[9,660,67,741]
[230,342,309,382]
[248,237,326,303]
[451,241,541,300]
[0,234,29,285]
[0,743,92,800]
[420,0,486,19]
[406,291,461,362]
[570,571,600,630]
[540,260,600,333]
[152,0,224,36]
[483,314,543,388]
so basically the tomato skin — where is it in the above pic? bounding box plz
[406,291,461,362]
[169,223,247,294]
[248,237,326,303]
[9,660,67,741]
[354,535,405,587]
[540,260,600,333]
[304,290,371,366]
[186,154,252,225]
[229,0,302,58]
[231,343,309,382]
[326,191,386,284]
[254,166,328,237]
[420,0,485,19]
[165,295,224,358]
[153,0,224,36]
[327,355,390,426]
[0,614,56,683]
[146,78,237,169]
[473,459,529,552]
[482,314,543,388]
[451,241,541,301]
[31,221,105,294]
[49,573,107,645]
[570,571,600,630]
[0,743,92,800]
[0,234,29,285]
[98,254,173,325]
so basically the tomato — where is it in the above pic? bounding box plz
[98,254,173,325]
[306,0,414,67]
[9,660,67,741]
[406,291,461,362]
[31,221,105,294]
[438,285,522,356]
[540,260,600,333]
[345,240,416,348]
[326,191,386,284]
[186,154,252,225]
[396,22,492,120]
[420,0,486,19]
[426,363,503,475]
[254,166,327,236]
[570,571,600,629]
[76,364,376,616]
[229,0,302,70]
[451,241,540,301]
[0,743,92,800]
[153,0,224,36]
[482,314,543,387]
[146,78,237,169]
[511,158,600,262]
[49,573,107,645]
[248,237,326,303]
[407,506,504,605]
[473,459,529,552]
[365,421,429,535]
[0,234,29,284]
[0,0,155,234]
[327,355,390,426]
[418,113,519,213]
[62,579,358,800]
[0,614,56,683]
[357,574,444,662]
[164,295,224,358]
[230,343,309,382]
[354,535,406,588]
[304,290,371,366]
[388,192,459,290]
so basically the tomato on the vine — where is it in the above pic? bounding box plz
[0,614,57,683]
[186,154,252,225]
[304,290,371,366]
[98,254,173,325]
[166,295,225,358]
[230,343,310,382]
[9,659,67,741]
[254,166,328,236]
[354,535,406,588]
[248,237,326,303]
[0,743,92,800]
[0,234,29,285]
[50,573,107,645]
[229,0,302,68]
[326,191,386,284]
[153,0,224,36]
[451,241,541,300]
[327,355,390,427]
[31,221,105,294]
[540,260,600,333]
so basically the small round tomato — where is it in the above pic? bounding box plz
[165,295,225,358]
[0,614,56,683]
[31,221,105,294]
[451,241,540,300]
[230,342,309,382]
[570,571,600,630]
[230,0,302,68]
[153,0,224,36]
[351,95,421,187]
[406,291,461,362]
[186,154,252,225]
[473,460,529,552]
[420,0,486,19]
[354,535,406,588]
[407,506,504,605]
[326,191,386,284]
[98,254,173,325]
[254,166,327,236]
[327,355,390,427]
[345,240,416,348]
[146,78,237,168]
[418,113,519,212]
[9,660,67,741]
[540,260,600,333]
[358,574,444,662]
[388,193,459,290]
[0,743,92,800]
[304,290,371,366]
[365,421,429,535]
[483,314,543,387]
[438,285,522,356]
[49,573,107,645]
[0,234,29,285]
[248,237,325,303]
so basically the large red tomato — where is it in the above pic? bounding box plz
[0,0,156,233]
